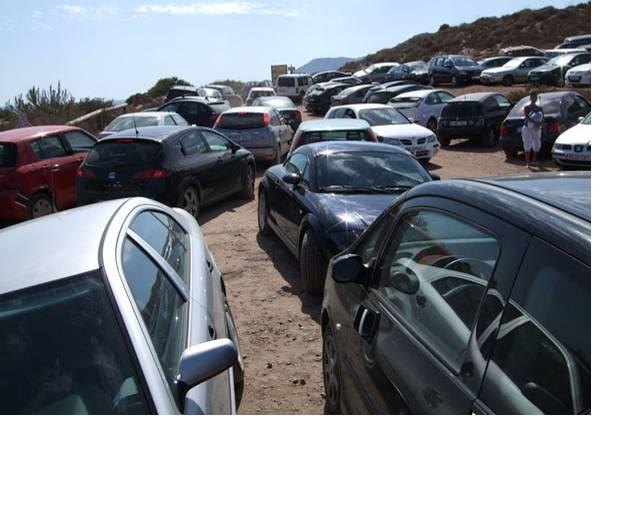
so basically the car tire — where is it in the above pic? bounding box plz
[451,75,459,87]
[258,189,273,236]
[429,75,436,86]
[483,127,498,147]
[238,164,255,199]
[439,136,451,147]
[299,230,326,294]
[29,192,54,219]
[177,184,200,218]
[426,118,438,133]
[322,325,342,415]
[504,148,520,159]
[502,75,514,87]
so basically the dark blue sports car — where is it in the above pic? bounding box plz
[257,141,438,293]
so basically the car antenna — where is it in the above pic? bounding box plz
[132,112,139,137]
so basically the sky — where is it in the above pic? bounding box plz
[0,0,583,103]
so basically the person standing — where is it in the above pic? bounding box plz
[522,92,544,169]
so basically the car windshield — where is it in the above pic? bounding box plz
[316,151,429,193]
[0,271,150,414]
[0,143,17,167]
[452,57,477,67]
[547,54,576,66]
[255,97,295,108]
[359,108,409,126]
[582,113,591,125]
[217,113,266,129]
[408,61,428,71]
[105,116,159,132]
[509,96,562,117]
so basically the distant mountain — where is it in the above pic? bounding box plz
[297,57,357,75]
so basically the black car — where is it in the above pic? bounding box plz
[312,71,352,84]
[252,95,302,131]
[322,172,591,415]
[528,52,591,86]
[427,55,483,86]
[77,126,256,218]
[384,61,431,84]
[165,85,199,102]
[438,92,513,147]
[331,84,376,106]
[158,97,230,128]
[500,91,591,158]
[257,141,438,293]
[478,56,513,69]
[306,83,351,115]
[363,83,429,104]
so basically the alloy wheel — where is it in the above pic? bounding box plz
[322,329,340,410]
[180,187,200,218]
[31,196,53,218]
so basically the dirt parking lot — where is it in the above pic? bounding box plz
[202,86,564,414]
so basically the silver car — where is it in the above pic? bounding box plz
[0,198,244,414]
[480,56,548,86]
[98,112,189,139]
[387,88,455,132]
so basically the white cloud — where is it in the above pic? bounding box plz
[134,2,300,17]
[56,4,120,20]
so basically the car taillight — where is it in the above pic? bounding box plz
[132,168,169,179]
[500,124,509,137]
[214,116,222,128]
[547,121,561,134]
[263,112,270,126]
[77,166,95,178]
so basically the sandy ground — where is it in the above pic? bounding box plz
[202,85,564,414]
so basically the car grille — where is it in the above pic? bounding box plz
[401,138,428,146]
[573,145,584,152]
[556,144,572,150]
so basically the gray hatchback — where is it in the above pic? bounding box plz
[0,198,244,414]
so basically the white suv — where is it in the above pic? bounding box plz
[276,74,312,101]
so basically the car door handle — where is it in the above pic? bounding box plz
[354,304,379,341]
[52,164,61,172]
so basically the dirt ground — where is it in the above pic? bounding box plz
[202,84,565,414]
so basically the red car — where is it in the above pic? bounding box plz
[0,126,97,221]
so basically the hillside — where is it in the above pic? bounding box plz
[297,57,356,74]
[342,2,590,71]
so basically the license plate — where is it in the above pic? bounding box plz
[572,154,590,161]
[450,121,467,126]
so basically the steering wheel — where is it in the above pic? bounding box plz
[443,257,494,280]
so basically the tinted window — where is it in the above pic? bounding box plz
[285,153,308,176]
[122,239,187,392]
[495,95,512,108]
[441,102,482,118]
[180,132,207,156]
[217,113,266,129]
[201,131,230,152]
[37,135,67,159]
[299,129,369,146]
[85,140,162,171]
[105,116,159,132]
[0,143,17,167]
[0,272,150,414]
[376,209,499,369]
[64,130,96,153]
[130,211,189,281]
[509,96,562,117]
[437,91,455,103]
[278,77,295,87]
[489,239,590,414]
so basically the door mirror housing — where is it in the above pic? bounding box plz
[390,269,420,295]
[282,173,301,185]
[331,253,364,284]
[176,338,238,410]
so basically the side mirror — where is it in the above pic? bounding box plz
[430,172,441,181]
[332,253,364,284]
[176,338,238,410]
[390,269,420,295]
[282,173,301,185]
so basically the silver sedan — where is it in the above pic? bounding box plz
[0,197,244,414]
[480,56,548,86]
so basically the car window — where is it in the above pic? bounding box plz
[172,115,188,126]
[270,112,281,126]
[375,209,499,370]
[180,131,207,156]
[130,211,189,282]
[36,135,67,159]
[285,153,308,176]
[356,207,398,265]
[573,96,590,113]
[495,95,512,109]
[164,115,177,126]
[0,143,17,167]
[122,238,187,395]
[161,103,180,113]
[487,238,590,414]
[483,97,499,112]
[425,93,439,105]
[63,130,96,153]
[437,91,455,103]
[201,131,230,152]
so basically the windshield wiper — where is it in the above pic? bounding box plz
[370,185,414,193]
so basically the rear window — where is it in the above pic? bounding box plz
[167,89,197,100]
[278,77,295,87]
[441,102,482,118]
[105,116,159,132]
[389,95,423,105]
[0,143,17,167]
[85,140,162,170]
[299,130,371,146]
[508,97,562,118]
[217,113,266,129]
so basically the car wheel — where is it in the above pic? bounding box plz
[299,230,326,294]
[238,164,255,199]
[29,193,54,219]
[322,325,342,415]
[426,118,438,133]
[502,75,514,87]
[429,75,436,86]
[451,75,459,87]
[483,127,497,147]
[178,185,200,218]
[439,136,451,147]
[504,148,520,159]
[258,189,273,236]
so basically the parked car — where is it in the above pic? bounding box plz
[500,91,591,158]
[480,56,548,86]
[246,87,276,106]
[214,106,293,164]
[77,126,255,218]
[312,71,352,84]
[499,45,545,57]
[384,61,431,84]
[257,141,439,293]
[353,62,400,83]
[388,89,455,132]
[197,87,224,101]
[204,84,243,107]
[98,112,189,139]
[251,96,302,131]
[329,76,363,86]
[0,126,97,221]
[326,104,440,162]
[158,97,230,127]
[240,81,272,101]
[438,92,513,147]
[427,55,483,86]
[552,113,591,169]
[275,74,312,101]
[555,34,591,49]
[363,83,428,104]
[321,172,590,415]
[478,56,513,69]
[330,84,376,106]
[0,197,245,414]
[543,48,586,60]
[165,85,199,102]
[289,119,378,154]
[565,63,591,87]
[528,52,591,86]
[305,83,351,115]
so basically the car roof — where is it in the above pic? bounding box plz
[249,87,275,92]
[164,96,224,105]
[297,119,371,131]
[222,106,273,114]
[0,125,80,143]
[393,89,437,99]
[101,125,190,142]
[279,73,310,77]
[297,140,411,158]
[450,92,500,102]
[169,85,197,91]
[0,200,130,295]
[339,103,392,112]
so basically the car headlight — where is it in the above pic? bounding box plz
[427,135,436,143]
[379,136,402,146]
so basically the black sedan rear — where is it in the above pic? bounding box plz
[306,83,351,115]
[157,97,230,127]
[257,141,438,293]
[77,126,256,218]
[252,96,302,131]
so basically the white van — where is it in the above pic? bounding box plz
[276,74,312,101]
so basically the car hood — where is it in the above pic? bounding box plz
[371,123,433,138]
[567,63,591,75]
[312,192,397,232]
[531,64,560,73]
[555,123,591,145]
[482,66,515,75]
